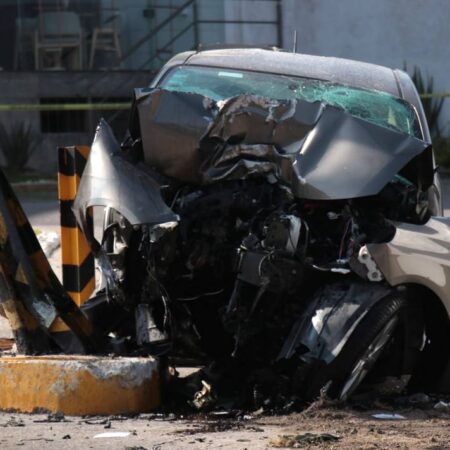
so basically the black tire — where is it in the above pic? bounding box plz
[304,294,406,401]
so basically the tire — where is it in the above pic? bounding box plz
[304,294,406,401]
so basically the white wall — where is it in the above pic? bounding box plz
[281,0,450,127]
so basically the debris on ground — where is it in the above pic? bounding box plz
[1,417,25,427]
[36,230,60,258]
[406,392,431,405]
[372,413,406,420]
[270,432,341,448]
[191,380,216,410]
[433,401,450,411]
[176,420,246,435]
[33,412,69,423]
[93,431,131,438]
[82,417,112,425]
[299,394,343,418]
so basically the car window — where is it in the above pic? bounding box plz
[160,65,421,138]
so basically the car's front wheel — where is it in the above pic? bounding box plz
[304,294,406,400]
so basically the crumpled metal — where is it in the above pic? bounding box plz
[133,88,430,200]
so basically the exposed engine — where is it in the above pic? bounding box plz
[91,170,426,406]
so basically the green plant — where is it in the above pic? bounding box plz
[404,64,450,166]
[405,64,444,138]
[0,122,43,172]
[432,135,450,168]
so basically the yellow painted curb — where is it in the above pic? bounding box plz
[0,355,160,415]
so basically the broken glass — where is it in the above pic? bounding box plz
[160,66,420,138]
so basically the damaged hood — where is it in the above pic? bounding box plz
[133,88,430,200]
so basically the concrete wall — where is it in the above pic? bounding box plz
[281,0,450,127]
[116,0,227,68]
[105,0,153,70]
[197,0,226,47]
[112,0,280,68]
[224,0,279,47]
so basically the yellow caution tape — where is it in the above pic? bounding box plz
[0,103,131,111]
[0,94,447,111]
[419,92,450,99]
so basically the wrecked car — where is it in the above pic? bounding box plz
[2,48,450,408]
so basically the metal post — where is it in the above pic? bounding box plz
[57,145,95,308]
[193,0,199,49]
[276,0,283,49]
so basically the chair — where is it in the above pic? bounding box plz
[34,11,83,70]
[88,12,122,69]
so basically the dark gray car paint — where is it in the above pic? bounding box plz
[151,49,402,97]
[73,119,178,249]
[133,88,430,201]
[278,282,391,364]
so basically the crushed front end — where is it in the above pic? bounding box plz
[65,84,443,409]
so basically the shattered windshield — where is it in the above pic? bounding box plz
[160,65,421,138]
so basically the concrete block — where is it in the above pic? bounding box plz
[0,355,160,415]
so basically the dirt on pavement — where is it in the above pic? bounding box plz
[1,399,450,449]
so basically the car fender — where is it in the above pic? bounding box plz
[368,217,450,318]
[73,119,178,251]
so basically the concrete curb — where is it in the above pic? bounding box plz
[0,355,160,415]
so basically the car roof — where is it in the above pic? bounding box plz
[160,48,401,97]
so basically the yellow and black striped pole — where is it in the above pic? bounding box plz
[57,146,95,306]
[49,146,96,347]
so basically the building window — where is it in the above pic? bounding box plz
[40,97,87,133]
[90,97,131,137]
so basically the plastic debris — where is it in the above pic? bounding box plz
[93,431,131,438]
[372,413,406,420]
[434,401,450,411]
